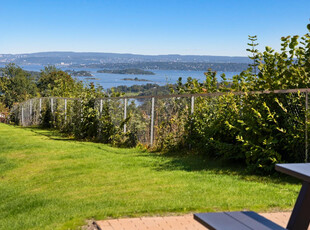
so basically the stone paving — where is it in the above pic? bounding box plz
[95,212,296,230]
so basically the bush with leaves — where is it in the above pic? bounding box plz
[40,104,53,128]
[153,97,189,151]
[169,24,310,173]
[99,104,137,147]
[170,70,241,159]
[228,25,310,172]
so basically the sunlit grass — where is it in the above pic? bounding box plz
[0,123,300,229]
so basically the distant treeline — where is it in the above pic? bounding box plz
[65,70,93,77]
[107,83,173,96]
[77,62,249,72]
[98,68,155,75]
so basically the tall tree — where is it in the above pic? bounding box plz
[0,64,37,108]
[37,66,82,97]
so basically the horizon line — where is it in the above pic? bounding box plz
[0,51,249,58]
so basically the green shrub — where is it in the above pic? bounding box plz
[170,24,310,173]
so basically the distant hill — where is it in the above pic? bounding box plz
[0,51,251,65]
[0,52,251,72]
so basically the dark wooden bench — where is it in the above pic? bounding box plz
[194,163,310,230]
[194,211,285,230]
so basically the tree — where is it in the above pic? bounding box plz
[0,63,37,108]
[246,35,260,77]
[37,66,82,97]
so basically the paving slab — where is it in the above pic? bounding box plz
[96,212,305,230]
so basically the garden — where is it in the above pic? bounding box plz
[0,123,300,229]
[0,24,310,229]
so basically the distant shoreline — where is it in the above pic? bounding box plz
[121,77,153,82]
[97,68,155,75]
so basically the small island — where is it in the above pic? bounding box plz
[85,77,100,80]
[65,70,93,77]
[121,77,153,82]
[97,68,155,75]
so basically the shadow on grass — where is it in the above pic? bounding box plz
[22,126,300,185]
[22,126,75,141]
[138,151,300,185]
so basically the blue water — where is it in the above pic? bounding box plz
[1,64,239,89]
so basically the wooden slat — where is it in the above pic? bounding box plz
[194,212,251,230]
[194,212,286,230]
[228,211,286,230]
[275,163,310,183]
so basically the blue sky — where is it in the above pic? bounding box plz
[1,0,309,56]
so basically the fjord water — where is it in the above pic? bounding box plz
[3,64,239,89]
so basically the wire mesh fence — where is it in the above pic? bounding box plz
[9,88,310,162]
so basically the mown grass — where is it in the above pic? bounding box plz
[0,123,301,229]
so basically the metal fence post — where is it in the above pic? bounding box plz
[51,98,54,114]
[189,95,195,150]
[124,98,127,133]
[98,99,103,138]
[80,100,83,122]
[64,99,67,122]
[100,99,103,115]
[29,99,32,124]
[306,92,308,162]
[191,95,195,114]
[39,98,42,114]
[21,106,24,126]
[150,97,155,146]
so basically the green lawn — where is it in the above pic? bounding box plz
[0,123,301,230]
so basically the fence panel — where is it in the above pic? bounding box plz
[9,88,310,162]
[127,98,152,145]
[154,96,190,149]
